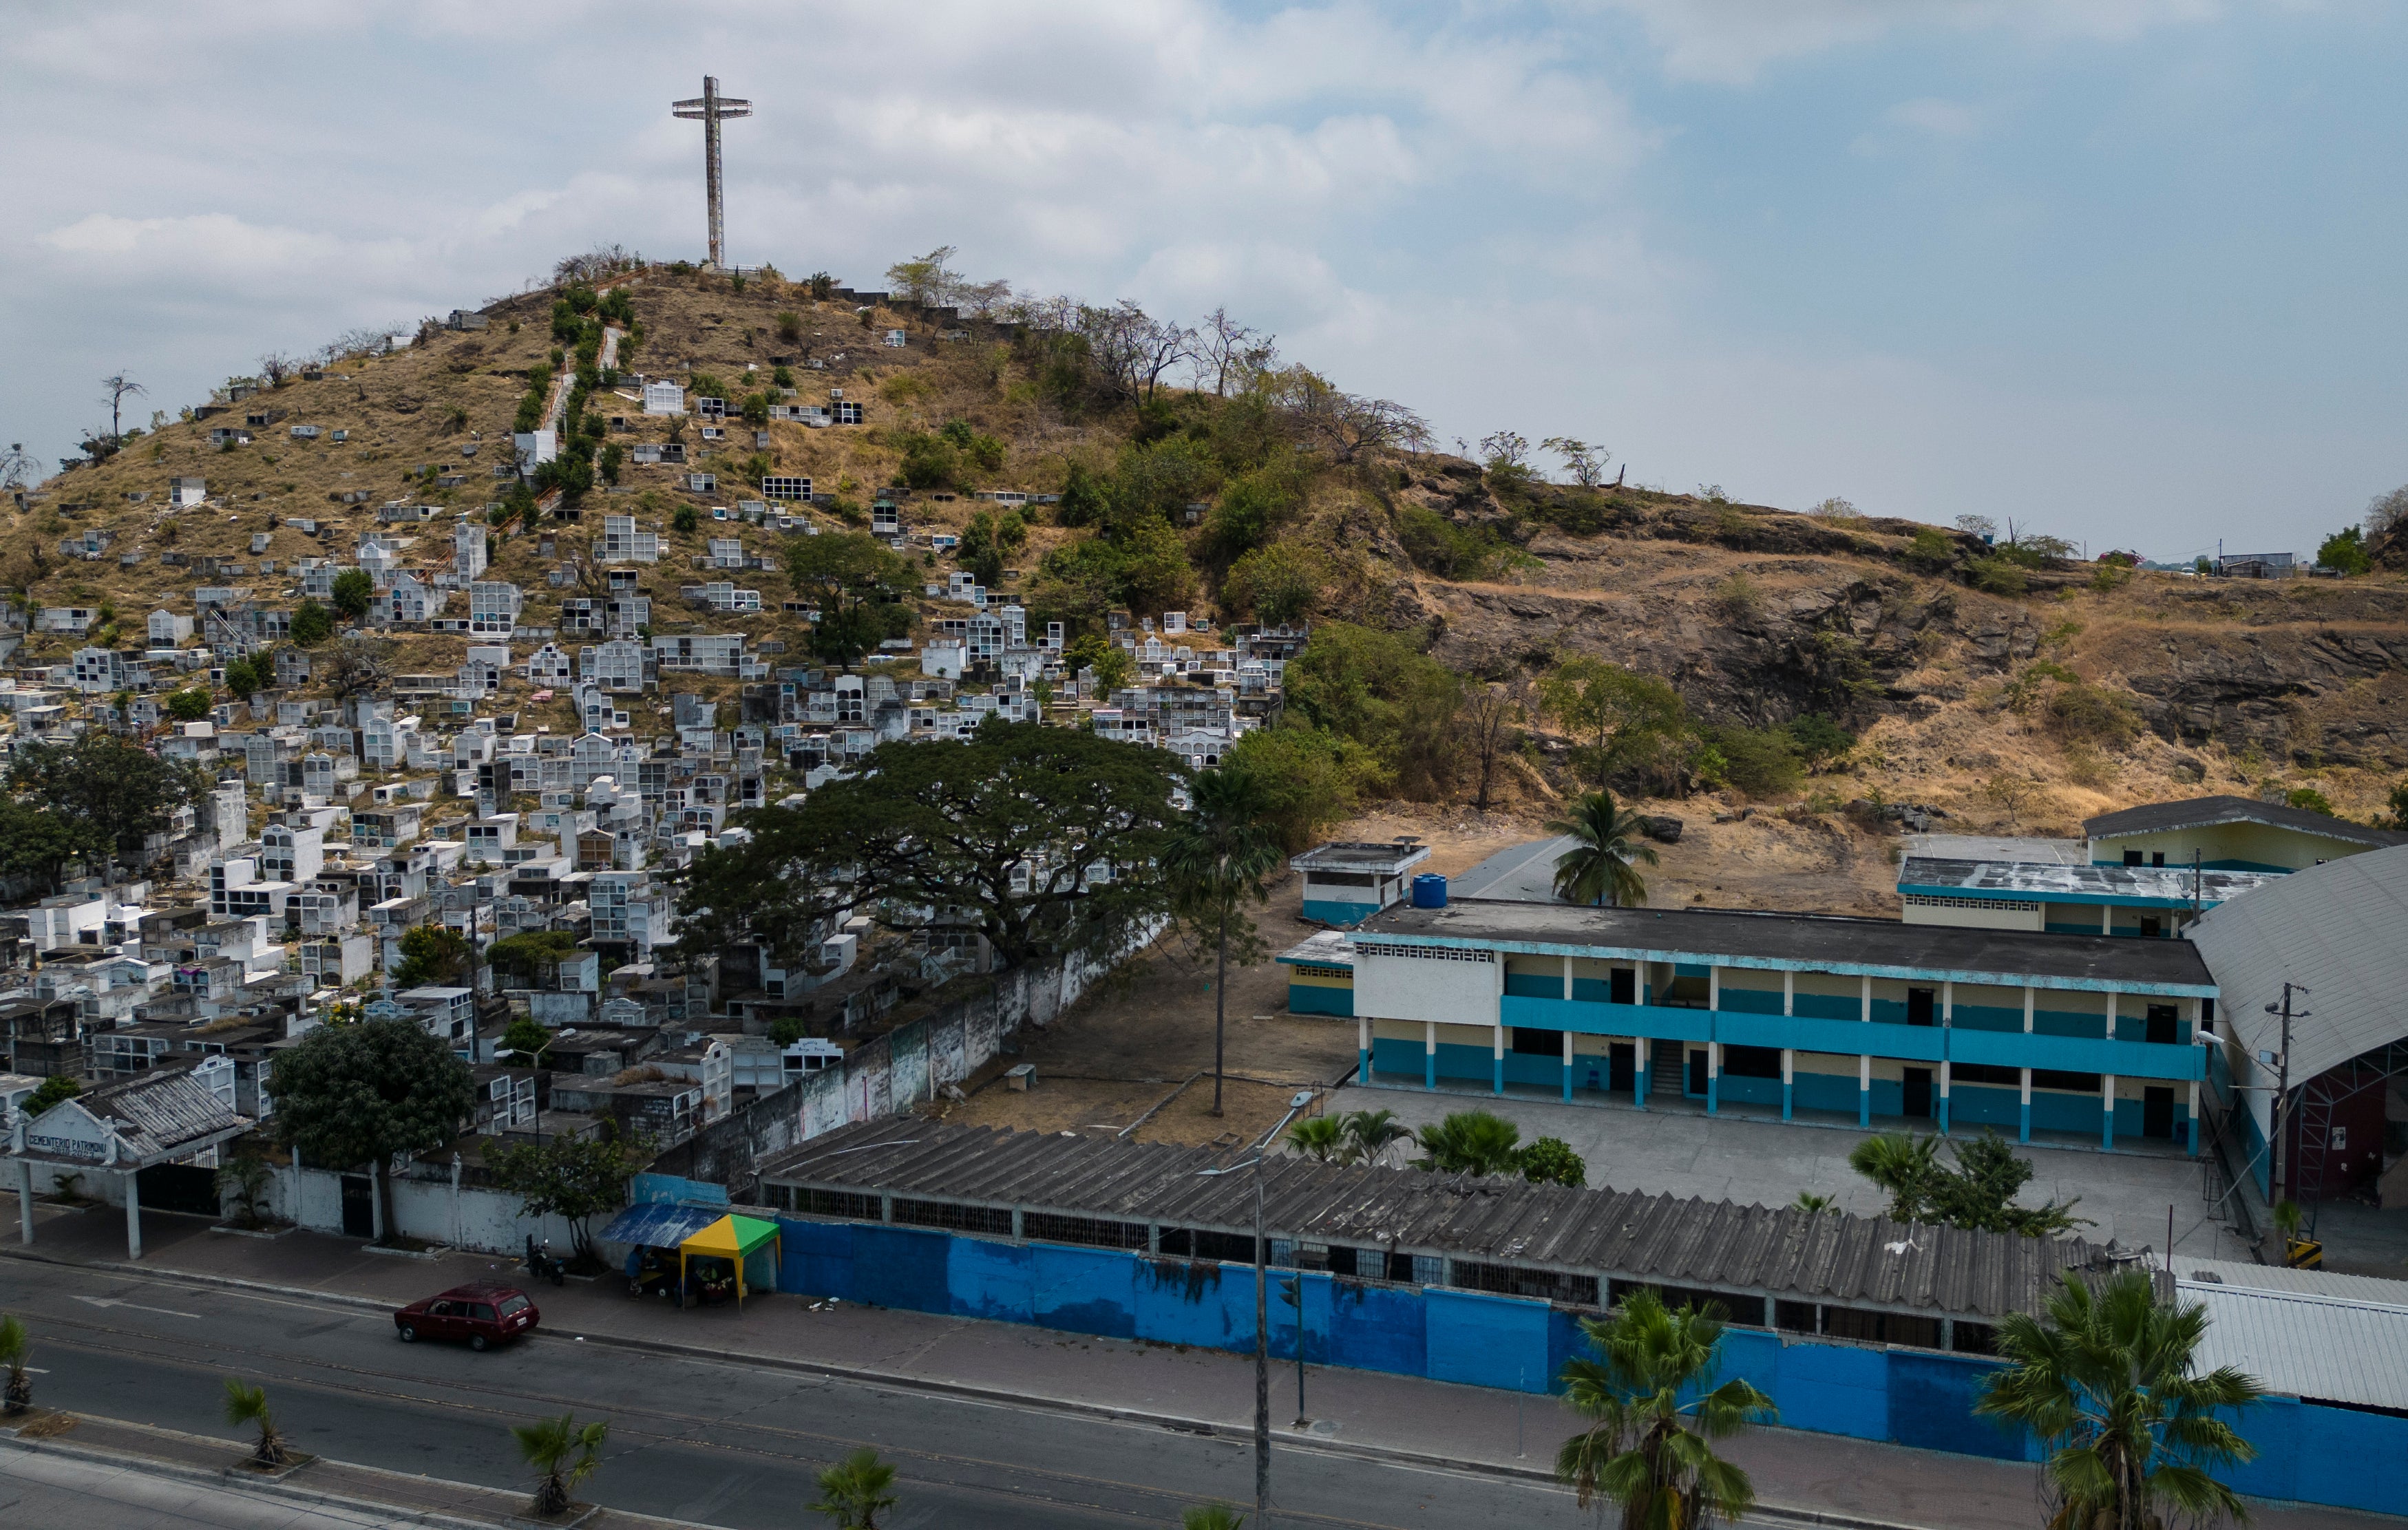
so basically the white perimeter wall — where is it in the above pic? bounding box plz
[1354,950,1500,1028]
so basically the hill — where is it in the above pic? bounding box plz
[10,255,2407,897]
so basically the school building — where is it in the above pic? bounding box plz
[1339,900,2219,1154]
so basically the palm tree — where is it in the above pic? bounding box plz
[512,1411,609,1519]
[222,1377,290,1466]
[1792,1191,1837,1215]
[1548,790,1658,909]
[1183,1505,1245,1529]
[1338,1108,1413,1167]
[810,1447,900,1528]
[1161,767,1282,1117]
[1846,1131,1939,1221]
[1285,1116,1344,1162]
[1977,1270,2262,1530]
[1556,1288,1776,1529]
[1415,1109,1524,1176]
[1,1313,30,1415]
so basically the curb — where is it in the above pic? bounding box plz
[3,1246,1925,1530]
[0,1428,502,1530]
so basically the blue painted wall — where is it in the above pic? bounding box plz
[765,1217,2403,1517]
[1285,982,1353,1017]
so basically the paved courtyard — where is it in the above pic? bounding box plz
[1331,1079,2252,1262]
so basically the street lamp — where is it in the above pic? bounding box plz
[1196,1088,1316,1529]
[524,1027,576,1145]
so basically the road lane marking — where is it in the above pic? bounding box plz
[70,1296,202,1319]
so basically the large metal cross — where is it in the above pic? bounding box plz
[671,76,752,270]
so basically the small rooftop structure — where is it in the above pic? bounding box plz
[1289,840,1432,927]
[1276,929,1356,1016]
[1898,855,2283,936]
[2177,1259,2408,1411]
[2083,795,2405,871]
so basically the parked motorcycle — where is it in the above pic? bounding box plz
[523,1235,567,1288]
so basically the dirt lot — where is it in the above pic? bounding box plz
[929,871,1359,1147]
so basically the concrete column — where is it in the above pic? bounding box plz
[1357,1014,1370,1085]
[1782,1048,1795,1121]
[17,1159,33,1246]
[1562,953,1573,1001]
[2106,990,2118,1042]
[1011,1207,1026,1238]
[1633,961,1650,1110]
[2187,1079,2201,1156]
[1858,1054,1871,1128]
[2023,986,2036,1032]
[1424,1021,1436,1091]
[1708,966,1720,1012]
[1938,1060,1952,1134]
[1561,1029,1573,1103]
[2102,1074,2117,1149]
[125,1168,142,1261]
[2102,904,2113,935]
[370,1162,386,1242]
[1707,1043,1721,1116]
[1492,1026,1504,1096]
[1861,975,1872,1023]
[1942,981,1954,1027]
[2019,1069,2033,1143]
[1783,972,1795,1015]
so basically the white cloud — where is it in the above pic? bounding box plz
[1587,0,2227,83]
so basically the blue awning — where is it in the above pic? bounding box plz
[598,1202,727,1249]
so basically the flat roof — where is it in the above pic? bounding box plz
[2084,794,2407,849]
[1289,841,1433,873]
[759,1119,2126,1321]
[1899,856,2282,909]
[1275,930,1355,968]
[1355,898,2217,995]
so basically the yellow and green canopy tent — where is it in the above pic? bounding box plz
[677,1213,781,1308]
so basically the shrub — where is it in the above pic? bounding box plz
[2285,786,2334,816]
[2046,683,2141,752]
[1704,725,1804,799]
[1520,1137,1586,1187]
[165,688,213,722]
[896,430,959,491]
[1786,713,1855,770]
[672,505,699,534]
[328,569,374,622]
[1223,544,1323,626]
[291,599,333,646]
[1965,555,2029,596]
[1905,527,1957,572]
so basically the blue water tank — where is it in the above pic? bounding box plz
[1410,873,1448,909]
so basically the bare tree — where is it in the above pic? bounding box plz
[2366,485,2408,540]
[321,637,397,701]
[1541,436,1609,487]
[1255,368,1429,464]
[98,373,146,443]
[1461,681,1527,812]
[1479,431,1532,474]
[1195,307,1276,398]
[885,245,960,306]
[1955,513,1998,540]
[0,443,39,491]
[1079,301,1196,405]
[257,352,301,387]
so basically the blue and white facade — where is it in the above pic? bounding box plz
[1289,841,1432,927]
[1349,901,2219,1153]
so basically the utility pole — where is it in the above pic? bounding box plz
[1199,1090,1316,1530]
[2265,983,2307,1209]
[671,76,752,270]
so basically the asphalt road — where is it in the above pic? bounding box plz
[0,1261,1620,1530]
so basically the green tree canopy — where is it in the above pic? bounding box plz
[487,1127,653,1262]
[392,924,472,988]
[1539,657,1690,792]
[2318,526,2372,575]
[487,929,579,985]
[1847,1131,2089,1237]
[785,532,914,670]
[7,732,209,866]
[1280,620,1461,800]
[1548,789,1659,909]
[328,568,375,621]
[0,795,110,895]
[1219,726,1368,851]
[270,1017,475,1240]
[165,687,213,722]
[674,720,1183,971]
[290,599,334,647]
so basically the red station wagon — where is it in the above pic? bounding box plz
[393,1283,540,1351]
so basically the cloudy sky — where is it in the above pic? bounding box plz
[6,0,2404,559]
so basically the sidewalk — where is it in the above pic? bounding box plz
[0,1405,709,1529]
[2,1191,2385,1530]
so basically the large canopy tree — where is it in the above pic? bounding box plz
[271,1018,475,1242]
[6,733,209,873]
[675,719,1183,972]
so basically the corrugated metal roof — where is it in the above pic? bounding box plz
[1356,900,2217,994]
[2173,1257,2408,1306]
[758,1120,2129,1321]
[2084,795,2407,849]
[2188,843,2408,1085]
[598,1202,726,1247]
[89,1068,242,1157]
[2179,1278,2408,1409]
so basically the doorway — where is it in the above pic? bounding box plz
[2145,1004,2177,1045]
[1609,1042,1635,1095]
[1687,1049,1709,1097]
[340,1173,375,1239]
[1907,988,1936,1026]
[1903,1068,1933,1118]
[2144,1087,2175,1140]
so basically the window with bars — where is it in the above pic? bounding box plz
[1022,1211,1150,1251]
[890,1198,1013,1235]
[1455,1260,1601,1308]
[795,1188,881,1220]
[1158,1227,1258,1263]
[1609,1279,1765,1326]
